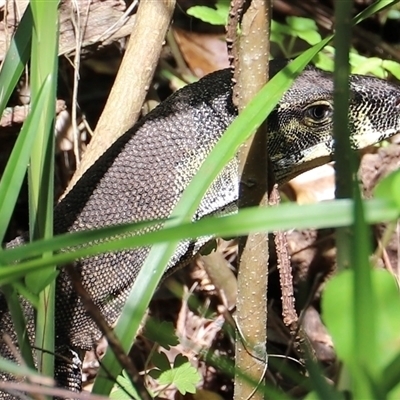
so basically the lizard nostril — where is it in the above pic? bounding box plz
[395,96,400,109]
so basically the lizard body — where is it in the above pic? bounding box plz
[1,61,400,397]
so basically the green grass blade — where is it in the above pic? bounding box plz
[1,285,35,370]
[0,75,54,242]
[382,353,400,393]
[353,0,400,25]
[304,356,345,400]
[333,1,393,396]
[0,5,32,116]
[351,187,378,398]
[0,197,397,285]
[0,75,55,379]
[333,0,353,203]
[0,6,34,243]
[27,0,59,382]
[0,355,42,380]
[27,0,59,279]
[0,194,398,268]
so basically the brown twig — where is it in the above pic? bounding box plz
[269,187,298,331]
[231,0,272,398]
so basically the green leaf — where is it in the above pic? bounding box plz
[270,30,285,46]
[111,370,141,400]
[1,285,36,370]
[382,59,400,80]
[296,29,322,45]
[286,16,319,32]
[151,351,171,371]
[353,0,400,25]
[374,169,400,209]
[350,180,377,397]
[304,355,345,400]
[271,20,292,35]
[28,269,59,294]
[351,56,385,77]
[187,1,229,26]
[313,51,334,72]
[387,9,400,19]
[322,269,400,387]
[148,368,162,380]
[145,319,179,350]
[285,16,321,45]
[157,354,200,394]
[173,353,188,368]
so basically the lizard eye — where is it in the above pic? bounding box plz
[304,102,333,125]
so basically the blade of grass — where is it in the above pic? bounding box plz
[1,285,35,370]
[27,0,59,381]
[304,355,345,400]
[0,76,55,374]
[353,0,400,25]
[351,184,379,398]
[333,0,354,269]
[0,197,398,285]
[0,6,34,243]
[0,355,43,379]
[0,5,32,118]
[0,192,398,268]
[382,352,400,393]
[349,4,400,397]
[27,1,59,282]
[333,0,382,397]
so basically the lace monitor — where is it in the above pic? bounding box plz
[1,60,400,398]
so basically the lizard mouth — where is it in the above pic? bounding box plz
[300,140,334,164]
[274,122,400,185]
[351,127,400,149]
[272,140,334,184]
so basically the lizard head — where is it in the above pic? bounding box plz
[267,65,400,184]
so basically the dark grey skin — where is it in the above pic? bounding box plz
[1,60,400,398]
